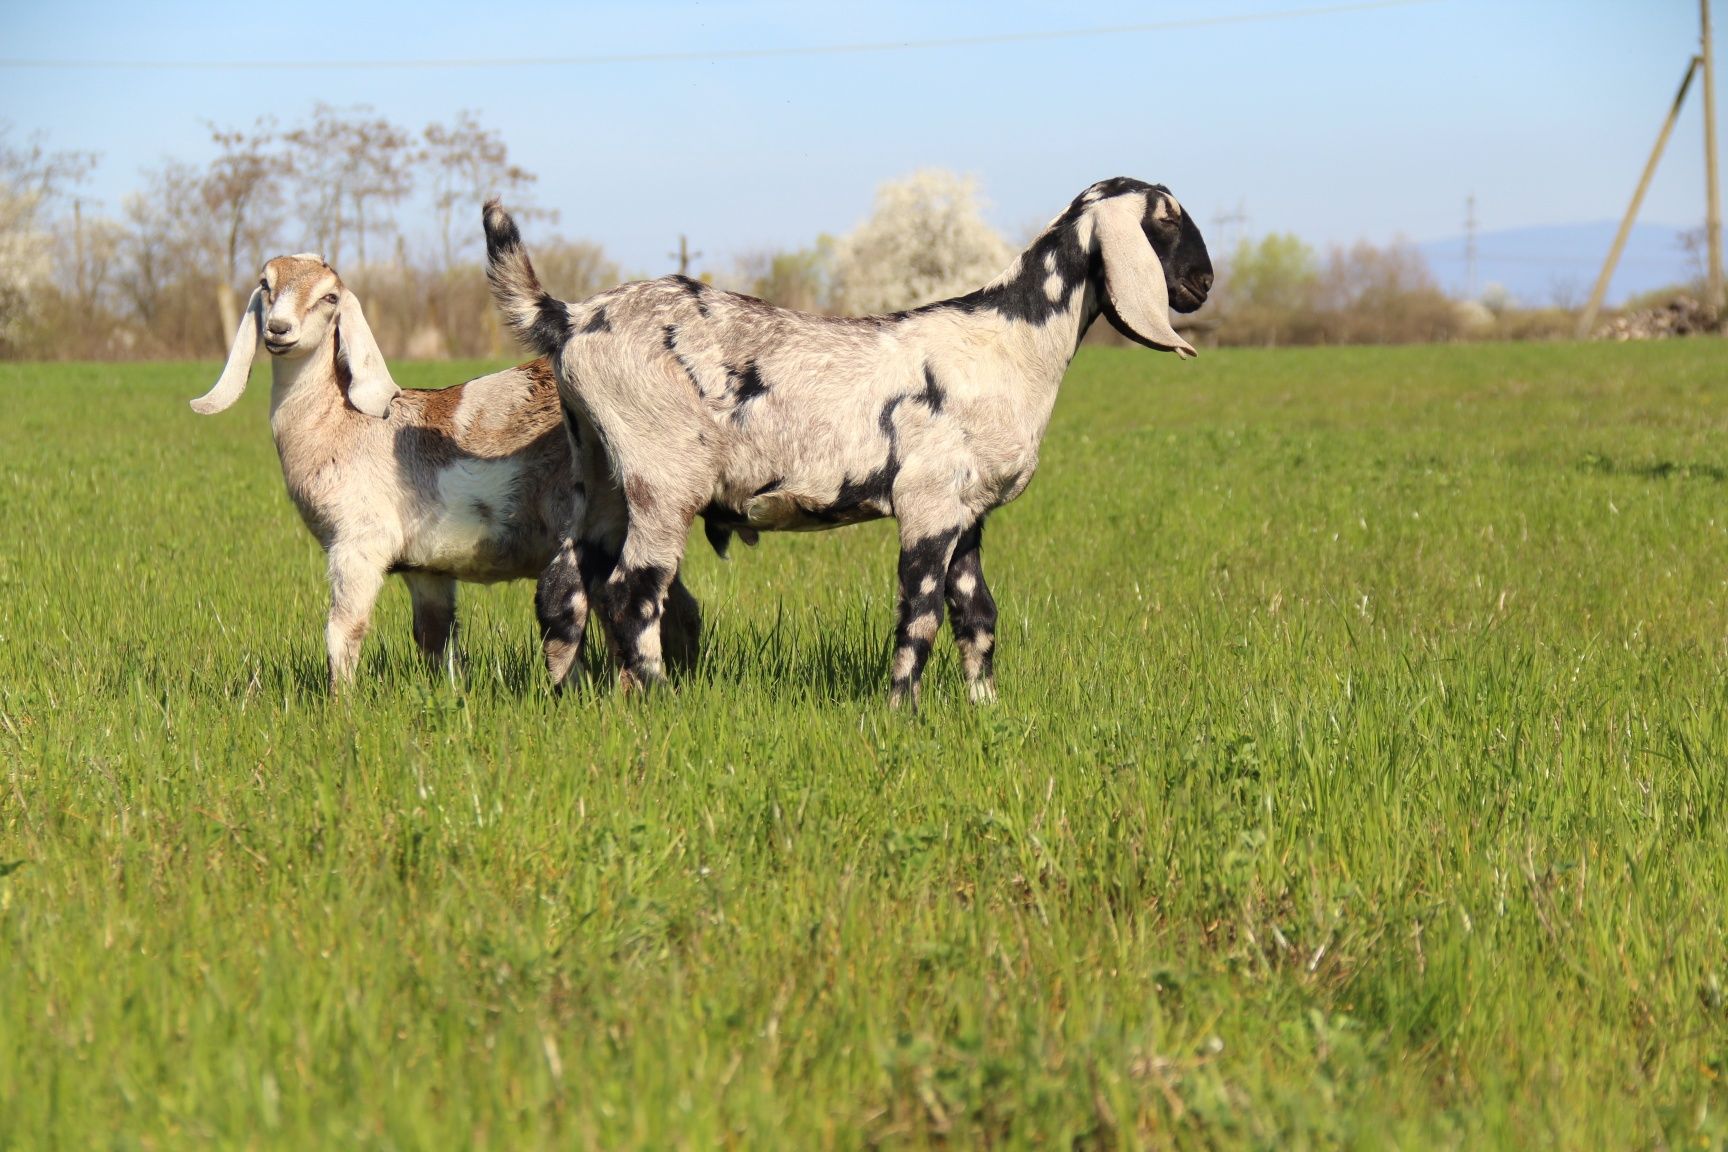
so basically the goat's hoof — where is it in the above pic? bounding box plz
[617,664,665,696]
[967,678,999,704]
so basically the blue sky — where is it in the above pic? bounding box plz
[2,0,1721,282]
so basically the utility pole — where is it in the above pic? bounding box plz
[1212,201,1248,255]
[1580,2,1725,337]
[669,234,701,277]
[1464,194,1479,300]
[1577,56,1701,338]
[72,198,86,306]
[1703,0,1723,322]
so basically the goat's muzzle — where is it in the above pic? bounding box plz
[1171,277,1210,314]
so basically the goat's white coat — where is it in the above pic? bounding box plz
[189,254,700,688]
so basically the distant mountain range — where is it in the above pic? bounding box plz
[1419,221,1701,308]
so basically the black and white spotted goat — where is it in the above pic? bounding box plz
[483,178,1212,705]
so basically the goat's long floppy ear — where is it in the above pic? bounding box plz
[1094,196,1197,360]
[335,288,400,419]
[190,286,264,414]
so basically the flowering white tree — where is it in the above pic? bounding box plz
[829,169,1013,315]
[0,189,51,353]
[1,127,94,354]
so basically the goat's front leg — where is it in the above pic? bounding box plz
[889,523,963,709]
[404,571,459,678]
[944,518,998,703]
[326,551,387,691]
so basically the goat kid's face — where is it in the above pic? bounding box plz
[258,255,344,359]
[190,255,400,419]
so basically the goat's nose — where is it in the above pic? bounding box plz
[266,318,292,336]
[1194,270,1214,294]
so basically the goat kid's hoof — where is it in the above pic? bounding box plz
[967,678,999,704]
[887,684,921,712]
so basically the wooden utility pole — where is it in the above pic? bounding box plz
[1577,57,1701,338]
[1464,194,1479,300]
[669,234,701,276]
[1703,0,1723,322]
[72,199,86,306]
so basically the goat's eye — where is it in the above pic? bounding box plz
[323,293,339,306]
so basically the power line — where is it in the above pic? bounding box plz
[0,0,1439,72]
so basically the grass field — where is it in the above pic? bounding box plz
[2,342,1726,1149]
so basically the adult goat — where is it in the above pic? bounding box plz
[484,178,1211,705]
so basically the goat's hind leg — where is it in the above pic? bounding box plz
[944,518,998,703]
[405,571,460,678]
[597,547,683,693]
[596,499,697,694]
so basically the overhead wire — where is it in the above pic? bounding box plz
[0,0,1438,72]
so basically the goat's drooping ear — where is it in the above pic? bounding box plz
[1094,196,1197,360]
[190,286,265,415]
[335,288,400,419]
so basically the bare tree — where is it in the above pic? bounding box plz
[421,110,549,271]
[202,118,286,334]
[284,103,414,270]
[117,161,228,354]
[59,202,123,314]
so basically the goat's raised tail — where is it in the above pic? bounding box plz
[483,198,571,358]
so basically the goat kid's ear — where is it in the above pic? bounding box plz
[1094,196,1197,360]
[190,286,265,414]
[335,288,400,419]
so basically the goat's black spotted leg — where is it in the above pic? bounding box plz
[597,560,676,693]
[889,526,962,709]
[944,518,999,703]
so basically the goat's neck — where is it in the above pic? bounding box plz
[268,342,346,428]
[267,340,353,461]
[962,221,1102,434]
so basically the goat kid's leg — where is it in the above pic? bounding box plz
[325,552,388,692]
[404,572,459,678]
[536,537,589,688]
[889,525,963,710]
[944,519,999,703]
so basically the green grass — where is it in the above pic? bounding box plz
[2,343,1726,1149]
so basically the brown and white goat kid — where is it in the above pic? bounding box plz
[484,178,1212,706]
[190,253,700,691]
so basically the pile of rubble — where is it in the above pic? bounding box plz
[1596,295,1717,341]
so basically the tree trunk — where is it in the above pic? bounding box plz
[216,282,239,351]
